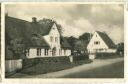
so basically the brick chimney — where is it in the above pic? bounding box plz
[32,17,37,23]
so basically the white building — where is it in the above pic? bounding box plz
[87,31,117,53]
[25,20,71,58]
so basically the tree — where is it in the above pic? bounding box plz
[9,38,26,59]
[66,36,78,54]
[79,32,92,42]
[76,32,92,53]
[74,40,88,52]
[117,42,124,56]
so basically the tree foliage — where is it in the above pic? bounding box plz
[66,36,78,50]
[75,33,92,52]
[116,42,124,55]
[79,32,92,42]
[7,38,26,59]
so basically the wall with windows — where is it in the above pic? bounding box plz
[26,48,49,58]
[26,48,37,58]
[43,23,61,56]
[43,23,61,50]
[26,48,71,58]
[26,23,71,58]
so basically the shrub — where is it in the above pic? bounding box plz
[22,56,70,68]
[20,58,92,75]
[95,53,119,59]
[73,54,89,61]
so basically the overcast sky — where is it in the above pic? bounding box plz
[6,3,124,44]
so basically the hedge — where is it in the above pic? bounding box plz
[73,55,88,61]
[22,56,70,68]
[95,53,119,59]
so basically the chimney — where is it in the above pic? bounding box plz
[32,17,37,23]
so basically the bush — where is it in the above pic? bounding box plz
[39,56,70,63]
[95,53,119,59]
[22,56,70,68]
[22,58,40,68]
[20,59,92,75]
[73,54,89,61]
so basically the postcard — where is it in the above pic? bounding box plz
[1,2,126,84]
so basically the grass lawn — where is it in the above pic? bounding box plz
[62,61,124,78]
[19,59,92,75]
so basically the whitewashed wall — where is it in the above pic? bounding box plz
[41,49,45,57]
[66,49,71,56]
[105,49,117,53]
[27,23,71,58]
[87,32,114,53]
[27,48,71,58]
[5,59,22,73]
[27,48,37,58]
[87,32,108,50]
[43,23,61,51]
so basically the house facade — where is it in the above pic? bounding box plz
[87,31,116,53]
[26,22,71,58]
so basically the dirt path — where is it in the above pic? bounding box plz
[15,57,123,78]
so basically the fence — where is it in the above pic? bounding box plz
[5,59,22,73]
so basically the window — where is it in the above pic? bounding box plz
[39,49,41,56]
[95,41,99,44]
[45,49,48,56]
[50,36,53,42]
[55,37,58,43]
[37,48,41,56]
[52,27,55,30]
[45,49,46,55]
[59,49,61,55]
[37,48,39,56]
[27,49,29,56]
[64,50,66,55]
[94,41,100,45]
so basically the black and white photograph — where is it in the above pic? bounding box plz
[0,4,1,81]
[4,3,124,78]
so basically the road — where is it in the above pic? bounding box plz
[9,57,124,78]
[62,61,124,78]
